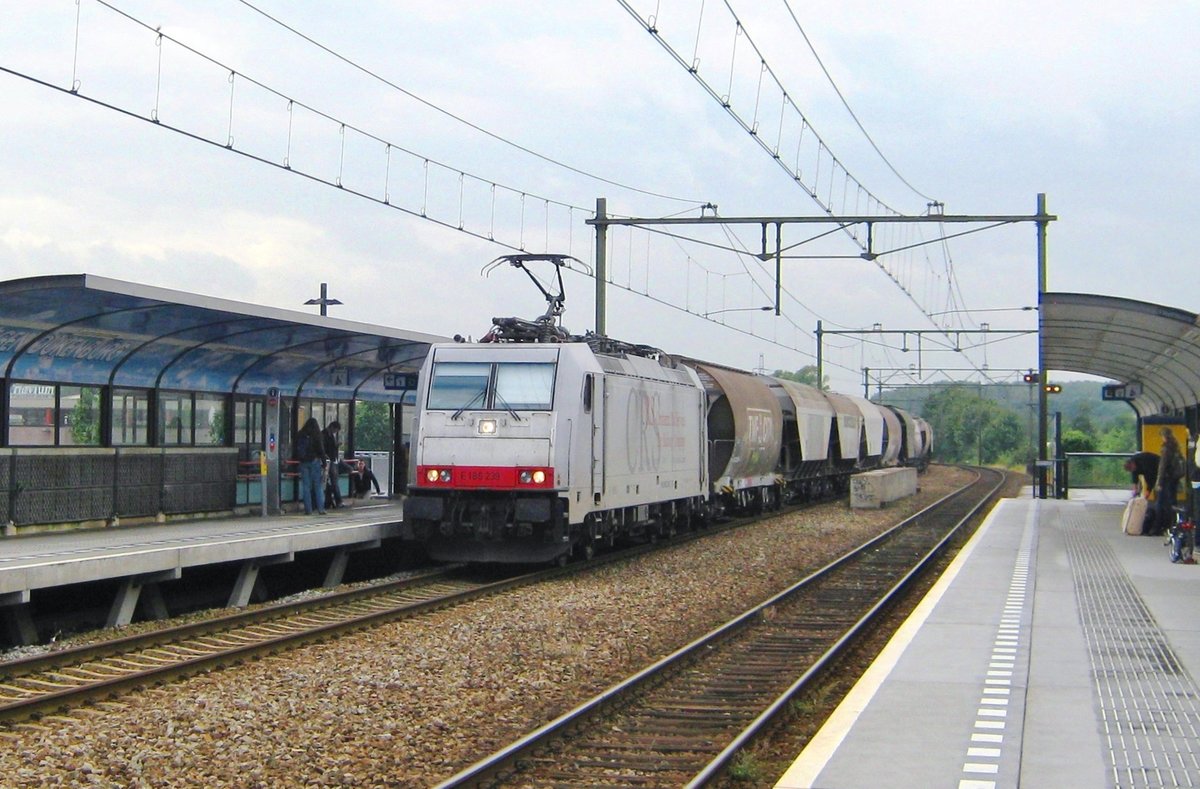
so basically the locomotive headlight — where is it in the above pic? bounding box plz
[477,419,497,435]
[518,469,548,485]
[425,468,440,483]
[439,469,451,483]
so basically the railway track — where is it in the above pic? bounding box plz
[0,499,794,726]
[0,567,525,725]
[437,467,1005,788]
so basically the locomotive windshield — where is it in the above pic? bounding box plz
[427,361,556,411]
[495,363,555,409]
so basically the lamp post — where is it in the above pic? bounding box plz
[926,306,1037,317]
[304,283,342,317]
[703,306,773,318]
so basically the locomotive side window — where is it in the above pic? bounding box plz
[494,363,555,410]
[428,363,491,410]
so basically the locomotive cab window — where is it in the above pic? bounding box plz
[494,363,555,410]
[427,361,556,411]
[428,362,491,410]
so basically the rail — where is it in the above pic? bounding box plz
[435,467,1005,787]
[0,500,784,725]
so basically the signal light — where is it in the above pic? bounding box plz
[1022,372,1038,383]
[1044,383,1062,394]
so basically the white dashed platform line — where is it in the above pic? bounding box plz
[957,503,1036,789]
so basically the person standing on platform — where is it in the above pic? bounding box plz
[295,417,327,515]
[1152,429,1184,536]
[322,420,344,509]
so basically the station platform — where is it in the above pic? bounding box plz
[0,498,405,644]
[777,489,1200,789]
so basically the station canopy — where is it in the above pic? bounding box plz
[0,274,447,401]
[1040,292,1200,418]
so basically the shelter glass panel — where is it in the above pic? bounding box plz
[9,382,55,446]
[160,392,193,446]
[113,388,150,446]
[297,399,348,434]
[195,394,226,446]
[234,397,264,452]
[352,400,392,453]
[329,401,349,432]
[59,385,101,447]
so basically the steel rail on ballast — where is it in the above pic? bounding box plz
[434,467,1005,788]
[688,467,1007,786]
[0,493,821,725]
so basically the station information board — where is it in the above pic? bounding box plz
[1102,382,1142,401]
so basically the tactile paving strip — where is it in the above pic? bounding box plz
[1064,516,1200,788]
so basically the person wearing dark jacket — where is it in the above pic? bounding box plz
[1152,429,1184,536]
[322,421,343,508]
[1124,451,1158,497]
[295,417,327,515]
[345,455,383,498]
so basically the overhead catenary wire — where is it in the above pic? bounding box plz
[11,3,824,370]
[615,0,905,227]
[20,2,1024,385]
[777,0,937,204]
[235,0,710,208]
[56,1,604,255]
[614,0,983,343]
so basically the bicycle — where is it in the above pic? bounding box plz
[1167,507,1195,564]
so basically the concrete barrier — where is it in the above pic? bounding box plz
[850,467,918,509]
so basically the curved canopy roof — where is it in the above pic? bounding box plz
[1041,292,1200,418]
[0,274,446,401]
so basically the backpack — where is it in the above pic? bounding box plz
[296,433,312,462]
[1165,449,1185,481]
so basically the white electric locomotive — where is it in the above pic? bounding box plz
[403,255,932,564]
[404,338,708,563]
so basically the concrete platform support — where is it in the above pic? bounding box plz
[228,552,294,608]
[1,591,36,646]
[106,569,180,628]
[850,467,918,509]
[322,538,382,589]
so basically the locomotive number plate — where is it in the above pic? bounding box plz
[460,467,507,486]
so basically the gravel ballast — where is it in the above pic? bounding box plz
[0,465,974,787]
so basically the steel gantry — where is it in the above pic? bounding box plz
[587,194,1057,496]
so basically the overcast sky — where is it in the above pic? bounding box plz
[2,1,1197,395]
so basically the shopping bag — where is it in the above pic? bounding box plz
[1122,496,1148,535]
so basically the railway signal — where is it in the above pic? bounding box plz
[1044,383,1062,394]
[1023,371,1038,383]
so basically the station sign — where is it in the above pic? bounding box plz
[384,372,419,391]
[1102,382,1142,401]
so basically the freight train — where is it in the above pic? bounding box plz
[402,255,931,564]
